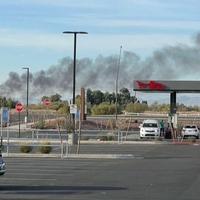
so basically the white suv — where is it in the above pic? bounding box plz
[181,125,199,139]
[140,119,160,139]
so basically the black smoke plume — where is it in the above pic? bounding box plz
[1,33,200,102]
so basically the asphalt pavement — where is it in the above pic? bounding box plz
[1,143,200,199]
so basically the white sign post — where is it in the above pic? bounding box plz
[70,104,77,114]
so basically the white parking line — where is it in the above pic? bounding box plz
[6,172,74,176]
[0,177,57,181]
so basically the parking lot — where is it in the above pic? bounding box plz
[1,144,200,200]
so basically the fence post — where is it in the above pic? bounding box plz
[7,130,9,156]
[36,130,38,140]
[61,141,63,158]
[32,130,34,143]
[65,142,69,157]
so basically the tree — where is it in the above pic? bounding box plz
[86,88,141,113]
[87,88,94,105]
[0,97,7,107]
[104,92,115,104]
[0,96,16,108]
[50,93,62,102]
[57,101,70,114]
[7,98,16,108]
[92,90,104,105]
[130,96,137,103]
[41,96,49,102]
[118,88,131,106]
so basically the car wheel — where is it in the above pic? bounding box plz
[196,136,199,139]
[140,137,143,140]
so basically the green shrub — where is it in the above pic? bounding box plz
[91,103,116,115]
[125,102,148,113]
[0,145,5,152]
[39,141,52,154]
[81,136,90,140]
[98,136,115,141]
[20,144,33,153]
[107,136,115,141]
[99,136,108,141]
[35,119,46,129]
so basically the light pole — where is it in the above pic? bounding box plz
[22,67,29,123]
[63,31,88,140]
[115,46,122,121]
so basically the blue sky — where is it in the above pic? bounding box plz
[1,0,200,106]
[1,0,200,82]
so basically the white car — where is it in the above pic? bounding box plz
[140,119,160,139]
[181,125,199,139]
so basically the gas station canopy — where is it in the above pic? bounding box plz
[133,80,200,114]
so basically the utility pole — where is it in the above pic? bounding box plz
[22,67,29,123]
[63,31,88,144]
[115,46,122,121]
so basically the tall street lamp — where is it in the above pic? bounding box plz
[22,67,29,123]
[63,31,88,138]
[115,46,122,121]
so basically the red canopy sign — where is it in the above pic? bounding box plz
[15,102,23,112]
[136,81,167,91]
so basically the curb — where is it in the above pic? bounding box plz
[2,153,134,159]
[65,153,134,159]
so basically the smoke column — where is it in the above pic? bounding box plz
[0,33,200,102]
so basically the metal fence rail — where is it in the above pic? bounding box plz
[1,138,69,158]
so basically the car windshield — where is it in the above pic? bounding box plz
[185,125,196,129]
[143,123,158,128]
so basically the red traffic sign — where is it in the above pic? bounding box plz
[15,102,23,112]
[43,99,51,106]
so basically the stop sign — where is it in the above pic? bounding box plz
[15,102,23,112]
[43,99,51,106]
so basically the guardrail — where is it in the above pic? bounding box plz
[1,138,69,158]
[0,128,140,157]
[0,128,70,157]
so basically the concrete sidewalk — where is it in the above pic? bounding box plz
[2,152,134,159]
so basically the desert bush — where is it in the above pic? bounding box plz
[34,119,46,129]
[99,136,108,141]
[91,103,116,115]
[81,136,90,140]
[98,136,115,141]
[39,141,52,154]
[20,144,33,153]
[107,136,115,141]
[125,102,148,113]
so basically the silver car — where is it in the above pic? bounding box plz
[181,125,200,139]
[0,154,6,175]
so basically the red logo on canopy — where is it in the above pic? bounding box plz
[136,81,167,91]
[15,102,23,112]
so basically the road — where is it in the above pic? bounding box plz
[1,144,200,199]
